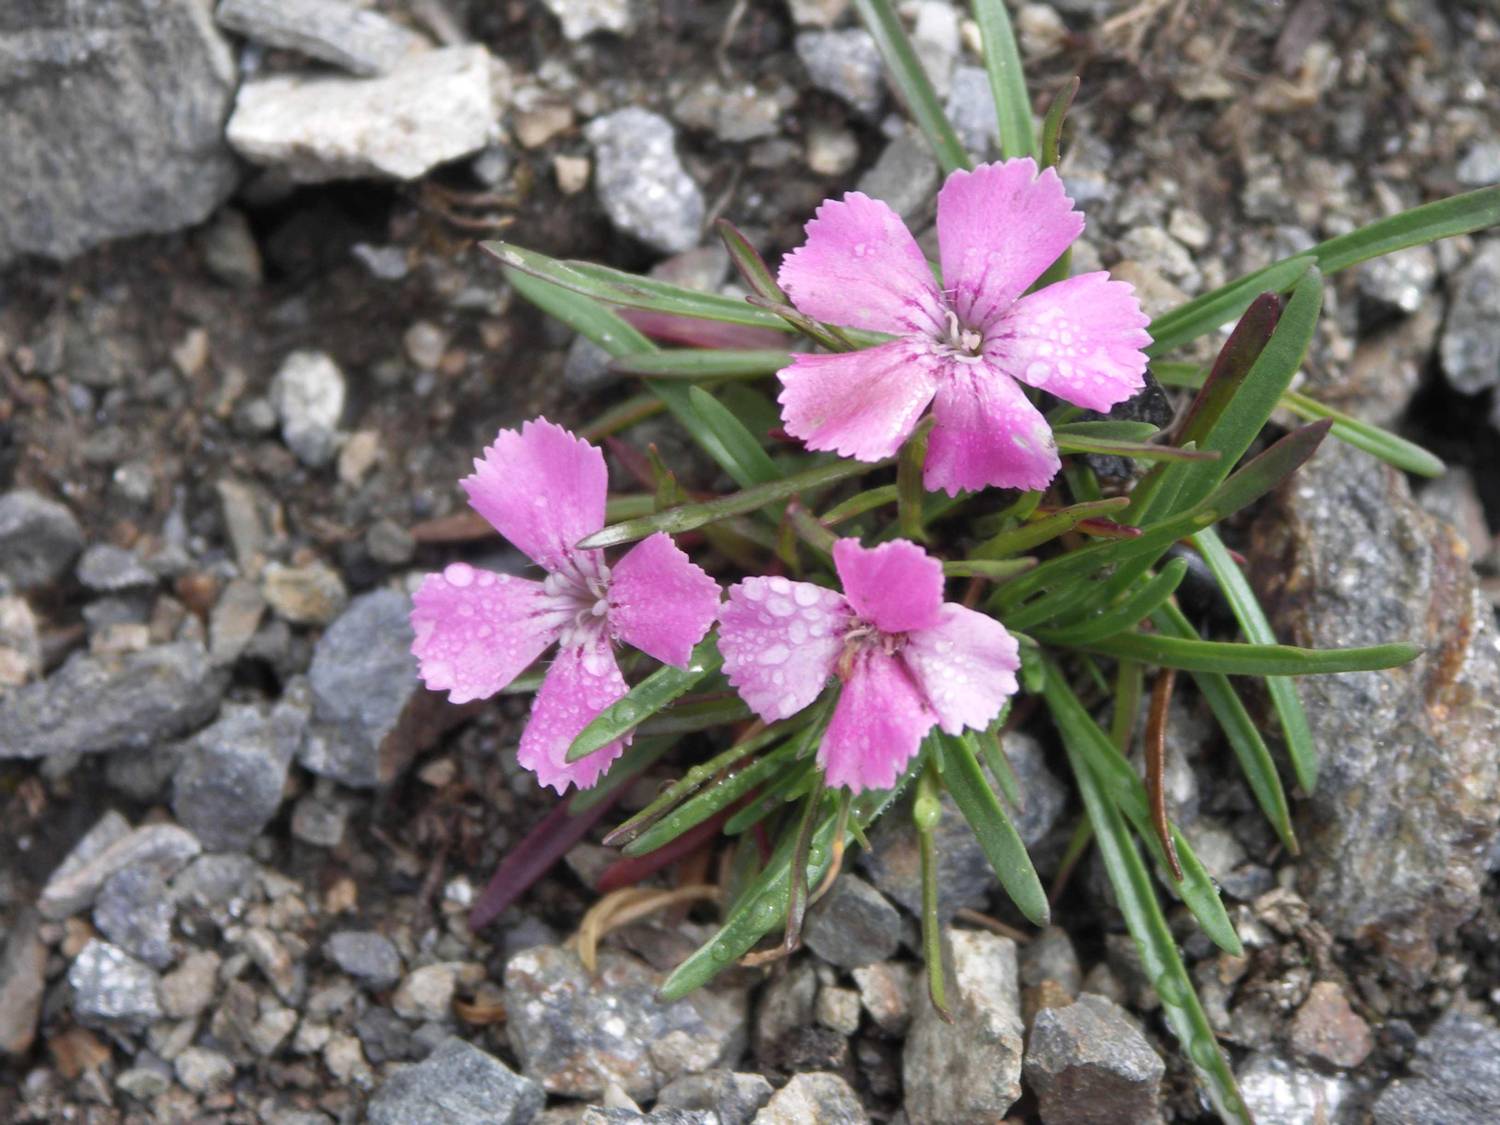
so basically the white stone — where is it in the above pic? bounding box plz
[227,46,500,182]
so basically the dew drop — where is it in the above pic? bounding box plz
[793,583,820,607]
[1025,360,1050,382]
[1188,1035,1223,1071]
[1154,972,1188,1007]
[710,941,733,963]
[443,562,475,587]
[758,644,791,666]
[767,576,791,595]
[767,597,795,618]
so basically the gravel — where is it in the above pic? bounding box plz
[367,1036,545,1125]
[1024,993,1165,1124]
[271,351,347,468]
[216,0,429,76]
[585,108,705,254]
[802,874,903,969]
[68,940,163,1031]
[0,490,84,591]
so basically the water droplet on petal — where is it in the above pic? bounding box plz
[443,562,475,587]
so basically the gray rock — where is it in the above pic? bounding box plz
[175,1045,236,1093]
[291,792,350,847]
[94,865,176,969]
[299,589,450,787]
[242,926,304,1006]
[1019,926,1082,996]
[326,931,402,990]
[228,46,501,182]
[753,1072,867,1124]
[217,0,428,76]
[753,961,817,1060]
[1001,730,1069,847]
[909,0,960,96]
[586,108,704,255]
[1250,442,1500,983]
[657,1070,774,1125]
[271,350,346,468]
[802,874,902,969]
[392,961,461,1021]
[816,985,861,1035]
[1357,245,1437,316]
[200,208,264,289]
[564,334,619,393]
[0,641,223,760]
[0,910,46,1056]
[0,490,83,591]
[1440,240,1500,395]
[1237,1050,1356,1125]
[542,0,634,40]
[856,127,940,219]
[1457,141,1500,187]
[504,944,747,1101]
[796,30,885,117]
[947,65,1001,156]
[581,1112,716,1125]
[40,821,201,920]
[76,544,156,592]
[1373,1010,1500,1124]
[1024,993,1164,1124]
[852,962,912,1036]
[903,928,1024,1125]
[1288,981,1373,1069]
[263,561,349,625]
[69,939,163,1031]
[170,852,257,911]
[861,790,995,920]
[368,1035,545,1125]
[172,703,301,851]
[209,578,267,665]
[0,0,238,265]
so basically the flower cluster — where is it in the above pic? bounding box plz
[411,159,1150,796]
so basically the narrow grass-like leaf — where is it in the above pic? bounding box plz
[1281,390,1445,478]
[723,759,820,836]
[1189,528,1320,792]
[581,393,665,441]
[898,419,934,541]
[1039,75,1079,169]
[1042,672,1242,956]
[855,0,971,174]
[1081,631,1422,676]
[488,242,790,332]
[1149,184,1500,356]
[609,349,793,380]
[943,558,1036,581]
[938,732,1049,925]
[1152,601,1298,851]
[1055,434,1220,463]
[970,0,1037,159]
[566,638,723,762]
[566,736,676,814]
[1146,255,1313,357]
[821,484,899,525]
[469,795,621,930]
[971,496,1130,560]
[914,763,952,1017]
[717,218,788,302]
[1051,689,1251,1123]
[638,696,755,737]
[687,386,781,488]
[1053,420,1161,442]
[660,782,906,1000]
[1036,558,1188,645]
[578,457,889,549]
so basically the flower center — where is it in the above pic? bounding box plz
[545,561,613,647]
[935,308,986,364]
[836,620,904,680]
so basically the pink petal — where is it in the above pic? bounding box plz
[410,563,566,705]
[608,532,720,667]
[518,636,629,794]
[989,272,1151,412]
[832,538,944,635]
[924,366,1060,495]
[718,576,851,723]
[820,649,934,792]
[936,159,1083,331]
[778,191,945,335]
[902,604,1020,735]
[462,418,608,575]
[778,338,941,462]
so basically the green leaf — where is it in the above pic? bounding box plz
[1042,672,1242,956]
[1039,75,1079,170]
[1148,184,1500,356]
[1052,420,1162,442]
[1188,528,1320,793]
[1050,684,1252,1123]
[969,0,1037,159]
[1152,601,1298,852]
[1080,631,1422,677]
[937,732,1049,925]
[687,386,781,489]
[716,218,788,303]
[608,349,794,380]
[971,496,1131,560]
[565,638,723,762]
[577,456,889,550]
[943,558,1036,581]
[1146,255,1314,358]
[1035,557,1188,645]
[566,736,676,814]
[821,484,899,526]
[854,0,971,174]
[1281,390,1445,478]
[488,244,792,333]
[898,418,934,541]
[1055,434,1220,464]
[639,696,755,737]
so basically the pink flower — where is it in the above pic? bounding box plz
[777,158,1151,495]
[410,419,720,793]
[718,539,1019,792]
